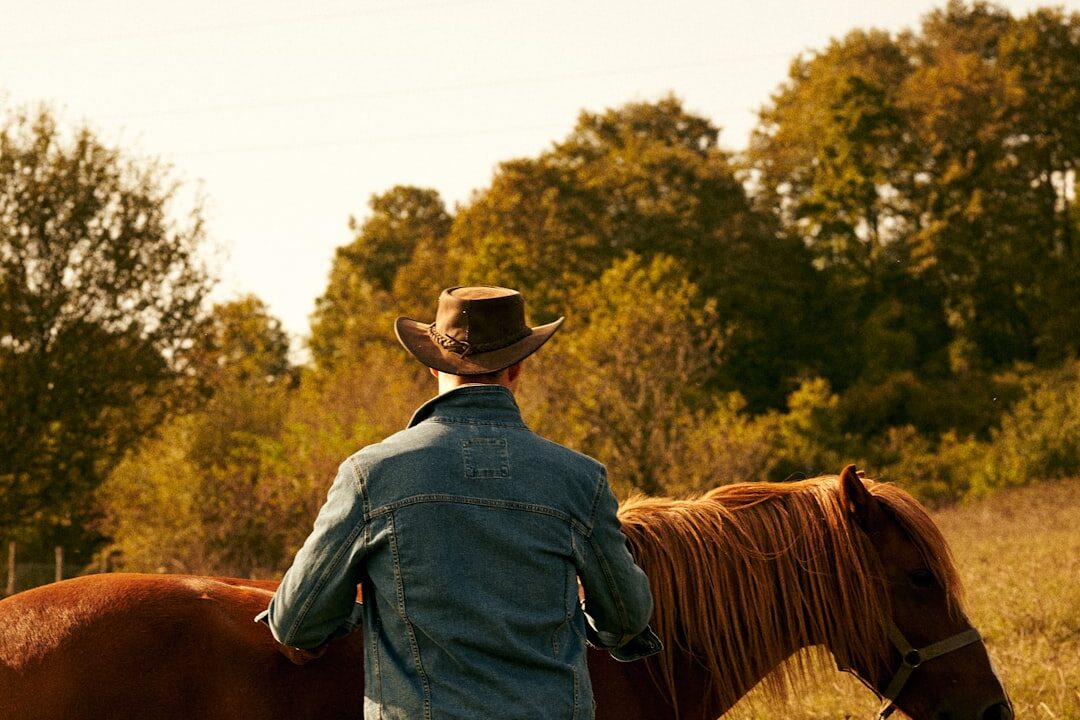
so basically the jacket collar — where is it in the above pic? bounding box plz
[406,384,527,429]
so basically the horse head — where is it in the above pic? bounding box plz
[838,465,1012,720]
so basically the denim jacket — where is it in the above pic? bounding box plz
[260,385,656,720]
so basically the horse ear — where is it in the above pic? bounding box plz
[839,464,877,532]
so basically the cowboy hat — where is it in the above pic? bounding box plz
[395,286,563,375]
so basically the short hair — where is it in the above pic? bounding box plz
[457,368,507,384]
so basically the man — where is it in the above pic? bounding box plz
[258,286,659,719]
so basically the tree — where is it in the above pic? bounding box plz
[899,2,1080,368]
[96,297,296,576]
[997,7,1080,360]
[0,105,211,543]
[188,294,294,390]
[520,254,721,496]
[746,27,957,403]
[453,97,769,313]
[452,97,820,408]
[749,29,919,278]
[308,186,454,371]
[94,415,208,573]
[747,2,1080,437]
[901,1,1038,368]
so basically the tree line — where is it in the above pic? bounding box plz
[3,1,1079,577]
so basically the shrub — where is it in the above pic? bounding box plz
[979,360,1080,491]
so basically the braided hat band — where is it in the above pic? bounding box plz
[427,324,533,358]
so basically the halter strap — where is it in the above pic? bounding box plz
[875,622,983,719]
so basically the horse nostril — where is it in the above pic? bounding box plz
[980,702,1012,720]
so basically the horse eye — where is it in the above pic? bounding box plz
[908,569,936,588]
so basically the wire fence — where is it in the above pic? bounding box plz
[2,542,102,597]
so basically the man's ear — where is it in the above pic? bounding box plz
[506,361,523,384]
[839,464,878,532]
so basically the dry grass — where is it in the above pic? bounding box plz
[730,478,1080,718]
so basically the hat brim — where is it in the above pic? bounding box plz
[394,316,564,375]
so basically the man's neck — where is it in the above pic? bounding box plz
[432,364,521,395]
[437,376,511,395]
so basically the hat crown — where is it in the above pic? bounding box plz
[434,286,528,348]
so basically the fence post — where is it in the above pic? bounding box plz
[55,546,64,584]
[5,541,14,595]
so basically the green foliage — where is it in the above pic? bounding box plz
[96,298,295,576]
[868,426,982,506]
[345,186,452,293]
[977,361,1080,492]
[667,393,778,495]
[750,28,917,275]
[769,378,853,481]
[189,294,294,388]
[454,96,820,408]
[95,416,208,572]
[520,254,721,496]
[858,362,1080,506]
[998,8,1080,363]
[0,104,211,546]
[749,1,1080,442]
[97,296,436,576]
[309,186,454,371]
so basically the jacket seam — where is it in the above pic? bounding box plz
[585,471,605,537]
[585,531,634,647]
[552,531,574,661]
[428,416,527,428]
[368,614,383,717]
[282,506,365,646]
[572,662,580,720]
[349,456,372,536]
[388,513,432,719]
[584,469,634,645]
[367,494,590,534]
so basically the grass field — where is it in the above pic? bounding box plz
[732,478,1080,718]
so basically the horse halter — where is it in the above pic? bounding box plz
[846,620,984,719]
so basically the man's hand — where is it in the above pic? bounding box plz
[255,602,362,666]
[277,642,328,666]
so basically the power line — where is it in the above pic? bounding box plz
[104,53,791,120]
[171,121,570,158]
[170,100,762,158]
[0,0,495,52]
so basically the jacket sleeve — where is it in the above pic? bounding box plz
[574,467,654,649]
[259,459,368,649]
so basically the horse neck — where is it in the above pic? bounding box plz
[664,636,800,720]
[655,569,820,720]
[622,484,887,718]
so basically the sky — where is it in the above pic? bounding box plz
[2,0,1077,349]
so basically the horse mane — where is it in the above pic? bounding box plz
[616,475,964,714]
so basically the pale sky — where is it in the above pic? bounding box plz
[2,0,1076,348]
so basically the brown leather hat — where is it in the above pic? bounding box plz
[395,286,563,375]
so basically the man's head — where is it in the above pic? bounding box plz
[395,286,562,385]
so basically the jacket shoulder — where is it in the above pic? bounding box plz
[533,434,604,475]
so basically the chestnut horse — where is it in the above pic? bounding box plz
[0,468,1011,719]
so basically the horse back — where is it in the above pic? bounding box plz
[0,574,365,720]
